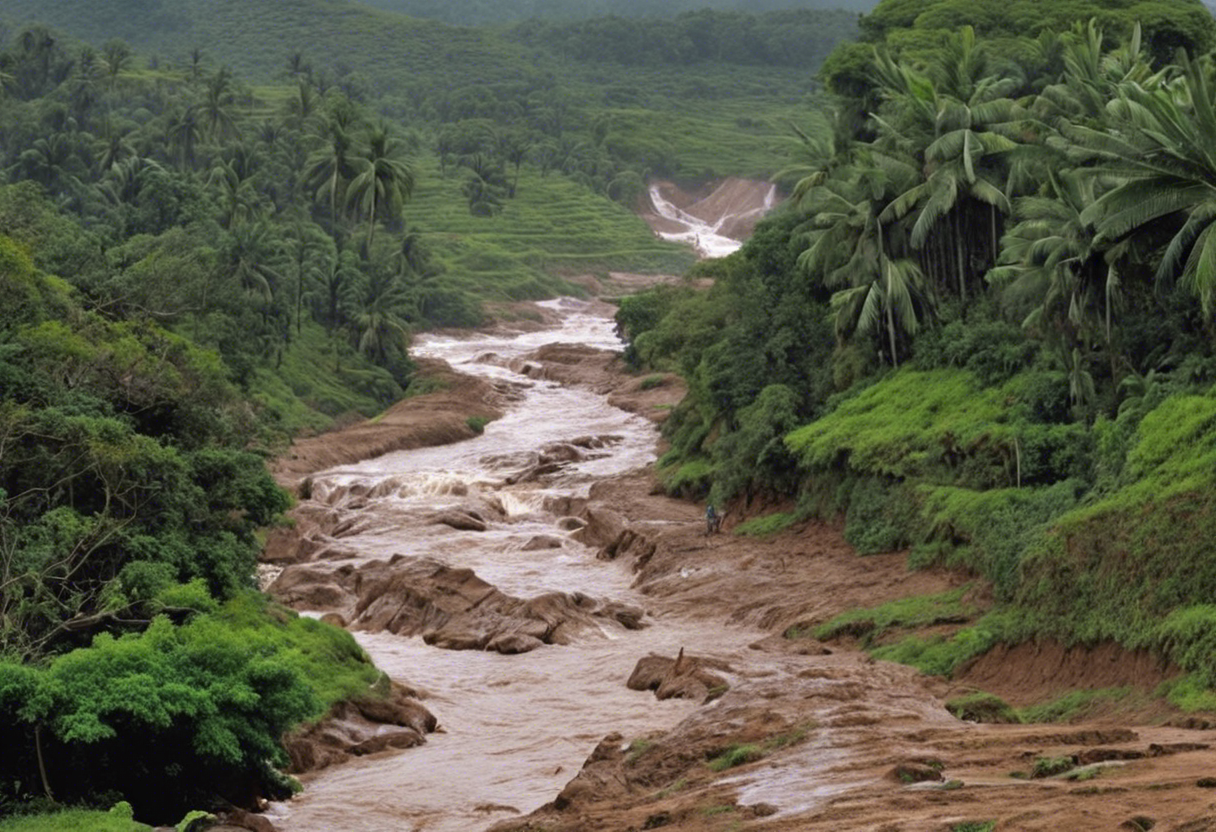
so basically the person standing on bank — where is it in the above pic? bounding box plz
[705,503,720,535]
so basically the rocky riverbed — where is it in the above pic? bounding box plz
[260,295,1216,832]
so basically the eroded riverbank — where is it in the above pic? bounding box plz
[263,298,1216,832]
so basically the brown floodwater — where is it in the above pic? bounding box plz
[267,299,764,831]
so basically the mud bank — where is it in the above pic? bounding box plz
[264,302,1216,832]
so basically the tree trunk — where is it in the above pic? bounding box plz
[366,199,377,255]
[887,267,899,369]
[990,202,998,267]
[35,723,54,802]
[954,211,966,305]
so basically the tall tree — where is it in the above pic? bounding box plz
[347,123,415,252]
[1073,52,1216,319]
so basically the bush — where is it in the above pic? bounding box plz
[816,587,978,643]
[0,595,378,823]
[707,744,764,771]
[946,692,1020,724]
[733,512,796,537]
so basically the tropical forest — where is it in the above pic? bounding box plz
[3,0,1216,830]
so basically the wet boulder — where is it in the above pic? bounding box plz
[434,510,488,532]
[627,649,731,703]
[522,535,564,551]
[282,683,437,774]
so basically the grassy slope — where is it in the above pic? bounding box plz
[784,367,1216,708]
[0,810,150,832]
[0,0,534,90]
[415,157,695,288]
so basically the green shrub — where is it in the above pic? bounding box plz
[946,692,1020,724]
[842,477,919,554]
[0,595,378,823]
[869,614,1015,677]
[1032,756,1076,778]
[707,744,764,771]
[1017,688,1132,723]
[658,458,716,498]
[467,415,490,434]
[733,512,796,537]
[913,481,1081,599]
[1016,394,1216,653]
[816,587,978,643]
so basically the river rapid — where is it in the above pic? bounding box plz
[268,299,761,832]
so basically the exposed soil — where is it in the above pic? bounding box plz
[641,178,778,242]
[265,305,1216,832]
[269,358,506,489]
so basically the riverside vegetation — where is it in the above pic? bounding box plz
[615,0,1216,716]
[0,0,858,827]
[4,0,1215,827]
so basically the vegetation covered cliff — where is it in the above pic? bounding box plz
[618,0,1216,711]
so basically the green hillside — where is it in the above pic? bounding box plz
[619,0,1216,713]
[358,0,879,26]
[0,0,535,91]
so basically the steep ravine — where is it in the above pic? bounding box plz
[263,299,1216,832]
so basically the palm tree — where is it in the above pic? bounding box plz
[100,39,132,92]
[209,159,263,229]
[14,133,80,193]
[199,68,240,142]
[225,221,285,313]
[348,270,413,365]
[309,248,361,367]
[283,79,320,131]
[284,219,331,335]
[92,120,135,175]
[796,158,932,366]
[165,106,202,169]
[187,48,206,84]
[991,171,1124,373]
[774,116,842,210]
[1077,51,1216,317]
[832,256,932,369]
[873,30,1022,304]
[459,153,507,217]
[347,123,415,252]
[304,103,362,237]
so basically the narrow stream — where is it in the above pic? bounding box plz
[269,299,761,832]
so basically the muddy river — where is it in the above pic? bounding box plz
[268,299,762,831]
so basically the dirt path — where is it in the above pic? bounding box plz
[267,320,1216,832]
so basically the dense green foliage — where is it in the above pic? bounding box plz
[506,10,858,69]
[0,804,150,832]
[359,0,878,27]
[0,0,855,192]
[0,0,855,820]
[619,0,1216,700]
[0,595,378,820]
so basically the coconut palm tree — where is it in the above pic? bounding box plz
[347,123,415,252]
[348,270,413,365]
[991,171,1125,373]
[1077,51,1216,317]
[796,157,932,366]
[92,121,135,176]
[165,106,202,169]
[305,103,362,237]
[99,39,132,92]
[873,30,1023,304]
[199,68,240,142]
[225,221,285,313]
